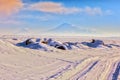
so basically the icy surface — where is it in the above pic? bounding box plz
[0,35,120,80]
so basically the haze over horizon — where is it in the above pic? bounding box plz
[0,0,120,37]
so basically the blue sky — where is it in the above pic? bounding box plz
[0,0,120,36]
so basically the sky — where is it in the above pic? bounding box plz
[0,0,120,36]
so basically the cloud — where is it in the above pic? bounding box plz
[0,1,112,16]
[0,0,23,16]
[28,2,111,16]
[83,7,103,15]
[0,20,21,25]
[105,10,113,15]
[15,14,54,21]
[29,2,81,14]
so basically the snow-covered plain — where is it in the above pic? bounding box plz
[0,35,120,80]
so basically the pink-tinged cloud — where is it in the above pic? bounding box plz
[29,2,80,14]
[0,20,20,25]
[0,0,23,16]
[28,2,110,16]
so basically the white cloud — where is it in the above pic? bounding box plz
[105,10,113,15]
[0,1,112,17]
[83,6,103,15]
[28,2,111,16]
[14,14,54,21]
[28,2,81,14]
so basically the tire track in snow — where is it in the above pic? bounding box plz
[74,61,98,80]
[77,60,106,80]
[98,56,120,80]
[53,57,99,80]
[46,64,72,80]
[112,62,120,80]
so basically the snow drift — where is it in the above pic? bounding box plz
[0,36,120,80]
[16,38,120,51]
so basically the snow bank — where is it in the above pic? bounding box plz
[16,38,48,51]
[16,38,120,51]
[81,39,104,48]
[37,38,81,50]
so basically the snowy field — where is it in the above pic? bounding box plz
[0,35,120,80]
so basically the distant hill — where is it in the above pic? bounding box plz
[48,23,81,33]
[48,23,96,34]
[15,28,30,35]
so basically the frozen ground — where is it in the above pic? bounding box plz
[0,35,120,80]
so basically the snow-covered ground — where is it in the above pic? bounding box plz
[0,35,120,80]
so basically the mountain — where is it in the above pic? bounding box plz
[48,23,96,35]
[48,23,81,33]
[15,28,30,35]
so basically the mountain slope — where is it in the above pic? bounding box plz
[48,23,81,33]
[48,23,96,34]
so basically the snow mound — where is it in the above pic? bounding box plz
[16,38,82,51]
[63,42,80,50]
[81,39,105,48]
[42,38,81,50]
[16,38,120,51]
[16,38,48,51]
[42,38,67,50]
[81,39,120,48]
